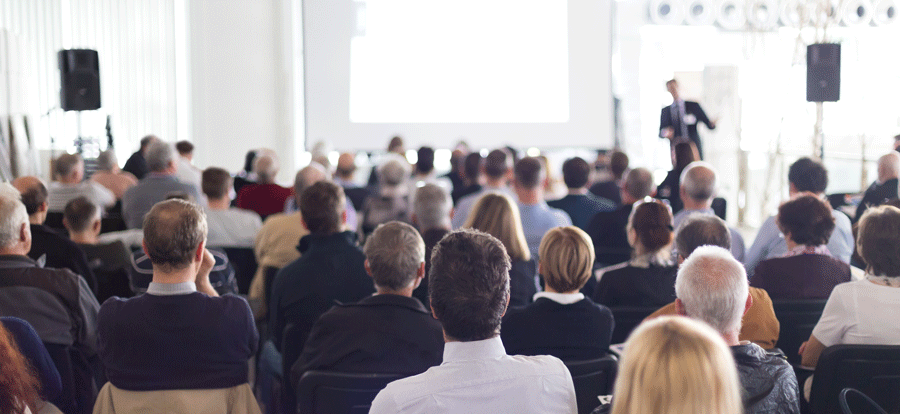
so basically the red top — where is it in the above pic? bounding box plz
[235,183,293,219]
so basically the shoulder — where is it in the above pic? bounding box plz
[505,353,571,377]
[596,262,630,281]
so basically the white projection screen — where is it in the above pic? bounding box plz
[303,0,613,150]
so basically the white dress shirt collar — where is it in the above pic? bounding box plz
[533,291,585,305]
[443,336,507,363]
[147,281,197,296]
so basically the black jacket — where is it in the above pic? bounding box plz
[509,259,539,309]
[121,151,149,180]
[592,261,678,308]
[732,343,800,414]
[659,100,714,157]
[28,224,97,295]
[586,204,634,267]
[501,297,614,361]
[854,178,899,223]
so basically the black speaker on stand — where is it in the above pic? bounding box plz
[807,43,840,103]
[58,49,101,156]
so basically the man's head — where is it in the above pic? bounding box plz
[146,141,177,174]
[787,157,828,195]
[139,135,159,153]
[175,140,194,160]
[416,147,435,175]
[622,167,655,204]
[539,226,595,293]
[429,229,511,342]
[449,149,465,174]
[142,199,208,272]
[514,157,545,191]
[675,214,731,261]
[675,245,749,337]
[201,167,233,201]
[294,162,327,203]
[299,181,346,235]
[254,153,280,184]
[483,149,512,182]
[561,157,591,190]
[335,153,357,180]
[387,136,405,154]
[877,152,900,183]
[666,79,680,100]
[0,183,30,254]
[11,177,48,222]
[413,183,452,231]
[377,159,409,188]
[54,153,84,183]
[609,151,629,180]
[96,150,118,172]
[462,152,483,185]
[63,197,101,236]
[680,162,717,206]
[363,221,426,293]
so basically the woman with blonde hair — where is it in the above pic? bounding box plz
[501,226,614,360]
[464,192,538,308]
[604,316,743,414]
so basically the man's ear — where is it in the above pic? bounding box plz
[743,292,753,316]
[679,185,687,201]
[412,262,425,289]
[674,298,687,316]
[194,240,206,262]
[410,213,418,227]
[19,222,28,243]
[677,254,685,265]
[300,217,309,231]
[38,202,48,213]
[141,240,150,257]
[341,210,347,225]
[364,259,374,278]
[449,208,455,220]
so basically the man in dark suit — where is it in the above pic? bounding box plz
[586,168,655,266]
[854,152,900,223]
[548,157,615,233]
[121,135,158,180]
[290,221,443,389]
[659,79,715,159]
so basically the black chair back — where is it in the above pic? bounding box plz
[840,388,889,414]
[44,343,96,414]
[296,371,406,414]
[222,247,258,295]
[772,299,828,366]
[44,212,66,231]
[810,345,900,414]
[609,306,659,344]
[565,355,618,414]
[711,197,727,220]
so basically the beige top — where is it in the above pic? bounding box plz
[248,211,308,319]
[91,170,138,199]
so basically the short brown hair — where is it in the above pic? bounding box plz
[54,153,82,178]
[514,157,544,189]
[429,229,511,341]
[484,149,511,179]
[629,200,674,252]
[299,181,346,235]
[18,181,47,215]
[562,157,591,189]
[857,205,900,277]
[610,151,629,179]
[777,195,834,246]
[364,221,425,290]
[63,197,99,233]
[143,199,208,271]
[175,140,194,155]
[539,227,595,292]
[201,167,232,199]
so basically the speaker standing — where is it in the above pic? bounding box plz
[659,79,716,160]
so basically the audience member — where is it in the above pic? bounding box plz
[502,226,614,360]
[290,222,443,388]
[122,135,158,180]
[452,149,514,228]
[800,205,900,369]
[0,318,48,414]
[600,317,742,414]
[673,161,745,261]
[232,150,258,196]
[0,183,100,414]
[235,151,292,220]
[587,167,656,266]
[589,150,628,206]
[122,141,203,229]
[201,167,262,248]
[359,158,411,240]
[465,193,539,308]
[854,152,900,223]
[370,229,577,414]
[285,162,359,229]
[47,153,115,212]
[410,146,451,194]
[269,181,375,362]
[3,316,65,412]
[333,152,370,211]
[548,157,616,232]
[90,149,137,200]
[442,148,466,195]
[63,197,133,303]
[12,177,97,294]
[745,157,853,276]
[173,140,202,188]
[128,245,237,296]
[512,157,572,259]
[750,195,851,299]
[647,214,779,349]
[97,200,258,391]
[410,183,453,306]
[452,151,483,203]
[674,246,799,414]
[593,200,677,307]
[367,136,408,187]
[656,142,698,214]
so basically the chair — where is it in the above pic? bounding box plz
[92,382,261,414]
[608,306,660,344]
[772,299,828,366]
[44,212,66,231]
[223,247,258,295]
[43,343,96,414]
[809,345,900,414]
[295,371,406,414]
[711,197,727,220]
[564,355,618,414]
[840,388,889,414]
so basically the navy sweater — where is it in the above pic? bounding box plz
[501,297,614,361]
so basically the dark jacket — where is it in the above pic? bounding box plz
[586,204,634,267]
[501,297,614,361]
[548,193,616,233]
[592,261,679,308]
[732,343,801,414]
[28,224,97,295]
[413,227,450,307]
[659,100,715,157]
[290,294,443,388]
[589,181,621,207]
[509,259,539,309]
[750,254,850,300]
[854,177,899,223]
[122,151,148,180]
[656,168,685,214]
[452,184,481,205]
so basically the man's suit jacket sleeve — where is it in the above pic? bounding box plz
[659,107,672,138]
[690,101,714,129]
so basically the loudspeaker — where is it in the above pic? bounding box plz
[58,49,101,111]
[807,43,841,102]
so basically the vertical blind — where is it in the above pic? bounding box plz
[0,0,181,158]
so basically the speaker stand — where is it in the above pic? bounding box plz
[813,102,824,160]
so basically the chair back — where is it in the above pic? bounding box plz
[44,212,65,231]
[92,382,261,414]
[810,345,900,414]
[840,388,889,414]
[772,299,828,365]
[295,371,406,414]
[609,306,660,344]
[711,197,727,220]
[44,343,96,414]
[564,355,618,414]
[222,247,258,295]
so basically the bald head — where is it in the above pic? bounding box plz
[295,162,327,201]
[878,152,900,182]
[680,162,717,204]
[335,153,357,180]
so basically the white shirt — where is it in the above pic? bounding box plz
[47,180,115,212]
[147,281,196,296]
[369,336,577,414]
[205,208,263,248]
[812,279,900,347]
[533,291,584,305]
[174,156,202,188]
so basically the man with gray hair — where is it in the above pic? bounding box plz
[411,183,453,306]
[290,221,443,389]
[91,149,137,200]
[674,161,745,261]
[236,151,292,220]
[0,183,100,413]
[48,152,115,212]
[359,158,412,240]
[674,245,799,414]
[587,167,656,266]
[854,151,900,222]
[122,141,203,228]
